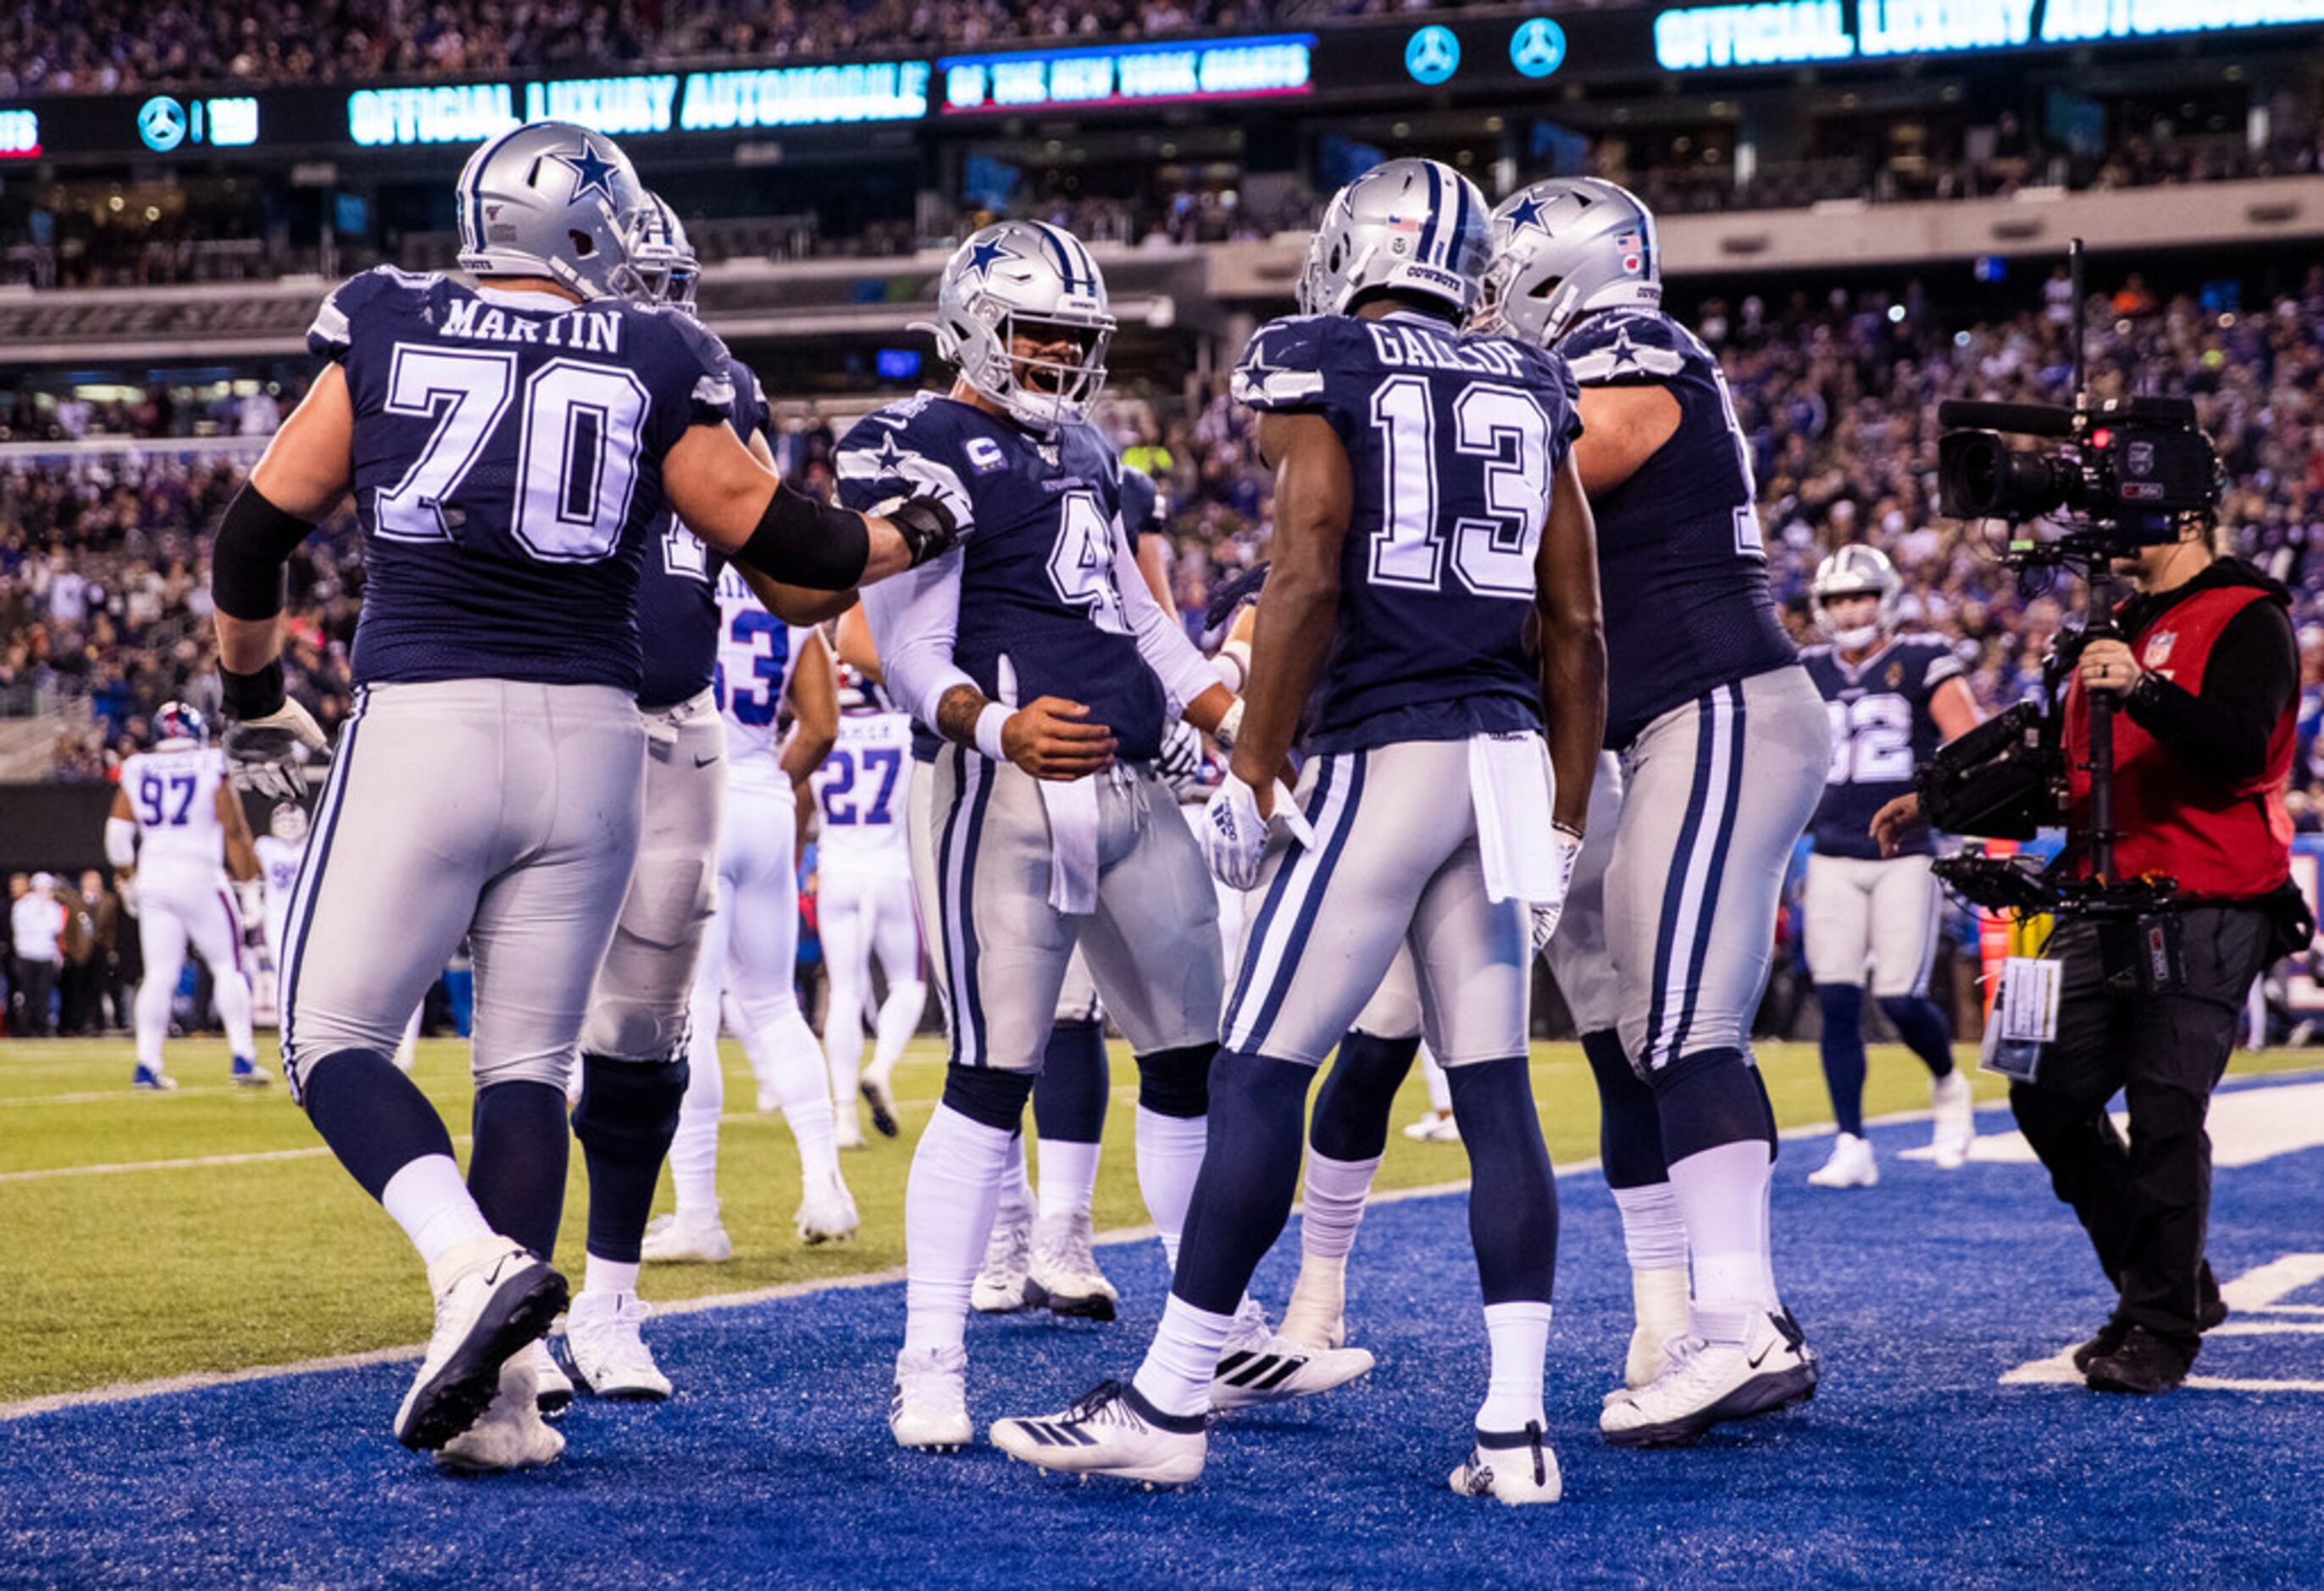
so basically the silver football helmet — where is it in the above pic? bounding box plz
[1812,544,1903,650]
[1297,158,1490,319]
[923,220,1114,433]
[622,193,700,314]
[269,803,310,845]
[1471,178,1661,347]
[454,120,651,302]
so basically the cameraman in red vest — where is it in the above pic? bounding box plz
[1878,519,2301,1394]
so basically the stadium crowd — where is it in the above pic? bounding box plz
[8,277,2324,794]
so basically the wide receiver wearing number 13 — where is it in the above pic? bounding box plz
[206,120,957,1471]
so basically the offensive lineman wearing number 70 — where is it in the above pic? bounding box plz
[204,120,958,1471]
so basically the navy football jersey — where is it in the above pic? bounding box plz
[1556,308,1795,751]
[1803,635,1965,859]
[309,266,734,693]
[1232,311,1582,752]
[634,355,768,709]
[835,395,1171,762]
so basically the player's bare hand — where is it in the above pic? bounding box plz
[1869,792,1922,859]
[2077,638,2143,696]
[1002,697,1116,780]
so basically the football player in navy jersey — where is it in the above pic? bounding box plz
[1467,177,1830,1448]
[846,219,1370,1453]
[206,123,956,1470]
[1800,545,1983,1189]
[991,159,1604,1502]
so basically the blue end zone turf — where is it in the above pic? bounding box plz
[8,1077,2323,1584]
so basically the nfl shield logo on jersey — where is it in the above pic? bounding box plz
[2144,629,2177,668]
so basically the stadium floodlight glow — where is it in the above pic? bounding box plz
[0,108,37,158]
[937,35,1313,113]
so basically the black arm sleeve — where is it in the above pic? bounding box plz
[2123,600,2299,786]
[210,485,316,621]
[735,481,871,592]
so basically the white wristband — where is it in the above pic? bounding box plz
[974,703,1012,763]
[1214,639,1252,695]
[1212,696,1246,751]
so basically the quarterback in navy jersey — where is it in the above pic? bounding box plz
[1465,176,1831,1449]
[846,219,1303,1455]
[992,158,1604,1503]
[205,123,953,1471]
[1800,545,1983,1189]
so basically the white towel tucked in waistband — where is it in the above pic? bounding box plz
[1468,730,1560,904]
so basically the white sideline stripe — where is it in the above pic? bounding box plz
[0,1087,249,1106]
[0,1146,336,1183]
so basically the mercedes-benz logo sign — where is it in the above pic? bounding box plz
[137,96,187,152]
[1404,25,1461,86]
[1510,18,1567,79]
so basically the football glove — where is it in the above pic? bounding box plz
[116,876,139,919]
[1156,718,1206,801]
[1203,773,1314,892]
[233,879,270,954]
[1528,827,1587,956]
[224,697,328,802]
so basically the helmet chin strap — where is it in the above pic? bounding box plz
[1832,624,1883,651]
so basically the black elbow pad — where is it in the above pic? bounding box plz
[211,485,314,620]
[737,482,872,591]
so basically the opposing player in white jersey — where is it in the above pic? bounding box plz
[252,803,309,1023]
[647,570,855,1262]
[1800,545,1981,1187]
[813,665,926,1149]
[993,160,1603,1500]
[107,703,269,1089]
[210,121,953,1470]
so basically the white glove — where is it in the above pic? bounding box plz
[1528,827,1588,956]
[116,876,139,919]
[233,879,269,951]
[224,697,329,801]
[1203,773,1314,891]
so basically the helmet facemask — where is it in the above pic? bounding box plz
[945,292,1114,432]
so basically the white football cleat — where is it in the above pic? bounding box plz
[972,1189,1035,1314]
[990,1380,1207,1486]
[394,1236,568,1451]
[1806,1133,1878,1189]
[1278,1257,1348,1351]
[1600,1308,1818,1449]
[1027,1211,1118,1322]
[563,1291,670,1402]
[525,1339,573,1417]
[641,1211,733,1264]
[1402,1109,1461,1144]
[435,1353,565,1473]
[795,1169,860,1245]
[1930,1070,1975,1169]
[1212,1301,1375,1412]
[1450,1422,1562,1505]
[890,1344,972,1453]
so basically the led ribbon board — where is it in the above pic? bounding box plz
[938,35,1315,113]
[347,64,932,146]
[1655,0,2324,70]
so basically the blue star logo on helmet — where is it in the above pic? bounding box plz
[962,235,1021,282]
[552,142,624,205]
[1504,195,1550,236]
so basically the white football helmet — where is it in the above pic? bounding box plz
[454,120,652,302]
[1812,545,1902,650]
[1298,158,1490,320]
[1471,178,1661,347]
[621,193,700,315]
[923,220,1114,433]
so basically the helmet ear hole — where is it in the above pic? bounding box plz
[570,230,596,258]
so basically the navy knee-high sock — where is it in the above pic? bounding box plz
[302,1047,458,1200]
[1654,1049,1777,1164]
[468,1079,571,1262]
[1445,1057,1557,1305]
[1310,1029,1422,1162]
[1581,1028,1666,1189]
[1168,1050,1313,1313]
[1033,1019,1109,1145]
[571,1052,690,1265]
[1816,983,1868,1137]
[1879,995,1956,1078]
